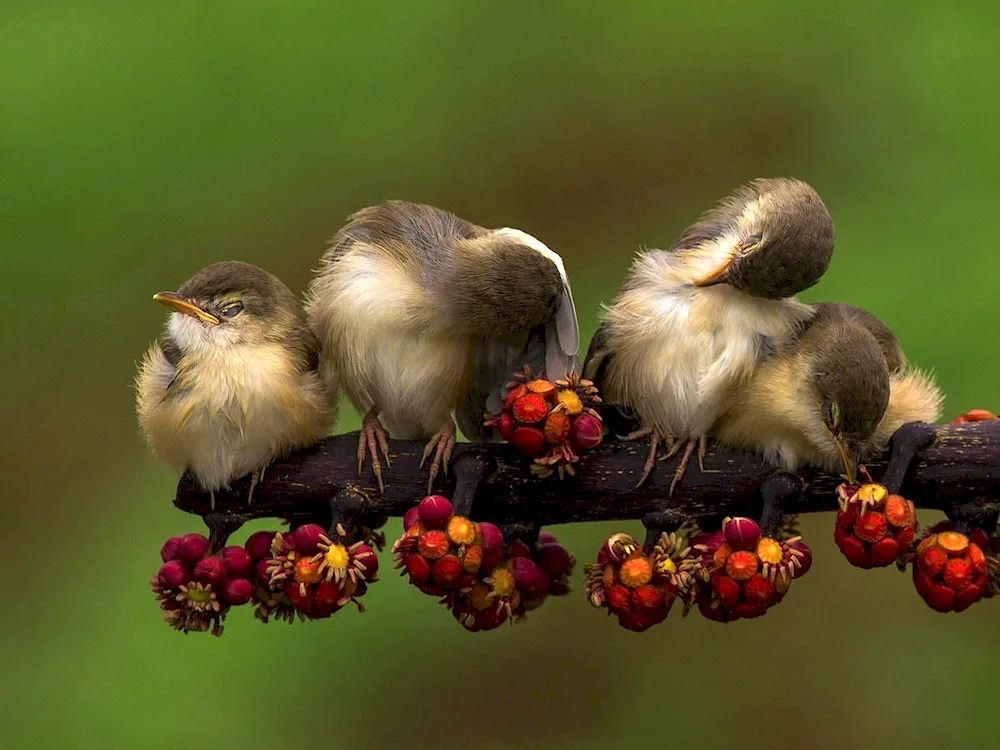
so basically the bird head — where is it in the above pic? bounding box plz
[153,261,300,354]
[689,177,835,299]
[808,323,891,483]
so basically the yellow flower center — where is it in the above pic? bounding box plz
[491,568,516,596]
[324,544,350,570]
[557,389,584,415]
[756,538,783,565]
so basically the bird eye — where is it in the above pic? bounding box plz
[739,234,762,254]
[220,301,244,318]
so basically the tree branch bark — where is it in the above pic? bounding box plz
[174,419,1000,534]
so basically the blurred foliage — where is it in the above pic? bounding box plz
[2,2,998,748]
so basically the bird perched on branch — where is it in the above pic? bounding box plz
[305,200,580,493]
[712,301,943,482]
[136,261,338,506]
[584,177,836,493]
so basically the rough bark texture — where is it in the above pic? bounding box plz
[174,419,1000,533]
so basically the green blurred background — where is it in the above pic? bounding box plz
[3,2,998,748]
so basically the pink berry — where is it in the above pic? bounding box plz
[403,506,420,531]
[244,531,276,560]
[292,523,327,556]
[193,556,227,589]
[221,545,253,579]
[569,413,604,451]
[537,543,574,579]
[157,560,190,589]
[538,532,558,545]
[352,544,379,581]
[509,556,542,593]
[222,577,254,605]
[418,495,454,530]
[160,536,184,562]
[507,540,533,559]
[176,533,210,563]
[723,517,762,552]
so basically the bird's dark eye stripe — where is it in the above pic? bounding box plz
[221,301,244,318]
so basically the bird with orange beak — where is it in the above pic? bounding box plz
[135,261,338,506]
[712,301,943,481]
[584,178,836,493]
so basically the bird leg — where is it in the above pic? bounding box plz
[667,439,697,497]
[627,427,677,488]
[358,408,392,493]
[246,464,268,506]
[420,419,458,493]
[696,434,720,475]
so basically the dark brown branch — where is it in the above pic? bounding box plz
[174,420,1000,536]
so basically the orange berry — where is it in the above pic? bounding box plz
[725,550,759,581]
[619,557,654,588]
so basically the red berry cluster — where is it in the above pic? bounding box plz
[152,532,257,636]
[584,532,696,632]
[258,524,379,621]
[392,495,576,631]
[911,527,991,613]
[690,517,812,623]
[834,483,917,568]
[485,368,604,478]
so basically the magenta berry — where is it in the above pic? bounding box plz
[160,536,184,563]
[352,544,379,582]
[723,517,761,552]
[158,560,190,589]
[244,530,276,560]
[418,495,454,530]
[537,543,574,579]
[403,506,420,531]
[222,545,253,579]
[292,524,327,556]
[223,578,254,606]
[176,533,210,563]
[509,556,542,593]
[569,413,603,451]
[193,556,227,589]
[507,540,533,559]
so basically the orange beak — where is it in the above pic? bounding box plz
[832,434,857,484]
[694,255,735,287]
[152,292,220,325]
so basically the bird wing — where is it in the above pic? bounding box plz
[454,244,581,442]
[581,319,642,438]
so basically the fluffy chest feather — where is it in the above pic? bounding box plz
[606,283,811,438]
[142,343,323,489]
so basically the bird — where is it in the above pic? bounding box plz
[304,200,580,493]
[135,261,338,506]
[711,301,944,481]
[583,177,836,493]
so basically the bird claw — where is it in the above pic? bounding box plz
[246,465,267,506]
[358,411,391,493]
[667,438,699,498]
[421,421,457,493]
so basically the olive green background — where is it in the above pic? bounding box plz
[3,3,998,749]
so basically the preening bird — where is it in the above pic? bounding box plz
[712,301,944,481]
[584,177,836,493]
[305,200,580,492]
[136,261,338,505]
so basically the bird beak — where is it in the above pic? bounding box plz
[832,434,857,484]
[694,254,734,287]
[152,292,220,325]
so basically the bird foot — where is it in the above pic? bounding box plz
[246,465,267,506]
[421,420,457,493]
[358,410,392,493]
[632,429,679,488]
